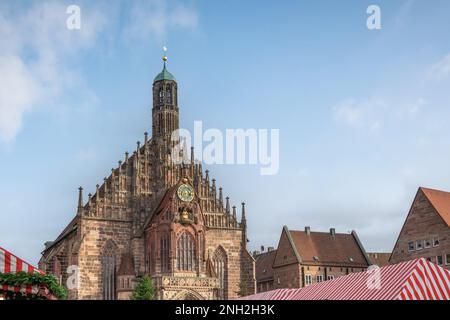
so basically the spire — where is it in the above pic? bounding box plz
[212,178,216,194]
[241,202,248,247]
[205,170,210,183]
[212,179,216,210]
[77,186,83,215]
[241,202,246,222]
[219,187,223,208]
[154,46,176,82]
[232,205,237,220]
[225,197,230,214]
[190,146,195,178]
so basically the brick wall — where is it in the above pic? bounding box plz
[205,227,254,299]
[273,263,301,289]
[390,189,450,270]
[76,217,133,299]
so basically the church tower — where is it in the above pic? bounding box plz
[152,48,179,142]
[39,50,256,300]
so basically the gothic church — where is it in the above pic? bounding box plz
[38,54,256,300]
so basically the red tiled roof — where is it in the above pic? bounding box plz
[420,187,450,228]
[256,250,277,282]
[289,230,369,267]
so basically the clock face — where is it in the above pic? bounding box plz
[177,184,195,202]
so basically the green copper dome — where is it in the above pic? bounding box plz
[154,63,176,82]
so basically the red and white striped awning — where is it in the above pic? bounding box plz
[242,258,450,300]
[0,246,45,295]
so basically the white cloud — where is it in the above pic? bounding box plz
[334,99,362,126]
[0,1,199,145]
[123,0,198,41]
[428,53,450,81]
[333,96,428,134]
[0,1,110,144]
[333,98,385,132]
[0,55,39,143]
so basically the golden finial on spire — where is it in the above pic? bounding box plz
[162,46,168,62]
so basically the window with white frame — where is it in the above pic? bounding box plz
[433,237,440,247]
[316,275,324,283]
[408,242,415,252]
[424,239,432,248]
[436,255,443,266]
[416,240,424,250]
[305,274,312,286]
[327,275,334,281]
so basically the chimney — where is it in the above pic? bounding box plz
[305,226,311,235]
[330,228,336,236]
[267,247,274,252]
[261,245,265,252]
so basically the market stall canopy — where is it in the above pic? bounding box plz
[0,246,45,296]
[241,258,450,300]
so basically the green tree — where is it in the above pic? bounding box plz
[131,275,155,300]
[236,278,248,298]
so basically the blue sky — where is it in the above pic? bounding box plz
[1,0,450,264]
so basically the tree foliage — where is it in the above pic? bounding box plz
[131,275,155,300]
[236,278,248,298]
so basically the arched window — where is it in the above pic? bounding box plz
[213,246,228,299]
[102,240,117,300]
[160,233,170,272]
[177,232,196,271]
[166,85,172,104]
[52,256,62,285]
[158,88,164,103]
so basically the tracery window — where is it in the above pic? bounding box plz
[177,232,196,271]
[212,246,227,299]
[102,240,116,300]
[160,233,170,271]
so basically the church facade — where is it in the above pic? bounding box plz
[38,55,256,300]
